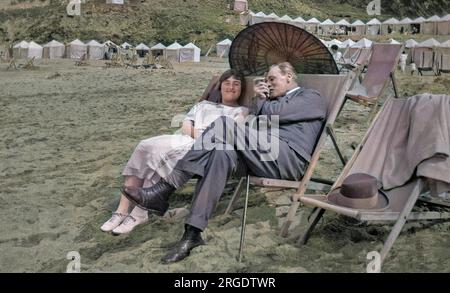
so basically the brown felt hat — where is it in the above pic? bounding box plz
[327,173,389,210]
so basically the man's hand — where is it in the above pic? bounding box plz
[253,77,269,99]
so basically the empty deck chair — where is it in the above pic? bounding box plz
[298,95,450,268]
[343,43,402,121]
[225,74,352,249]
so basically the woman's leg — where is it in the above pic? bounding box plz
[115,175,143,214]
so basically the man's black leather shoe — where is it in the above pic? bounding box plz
[161,225,205,264]
[121,181,175,216]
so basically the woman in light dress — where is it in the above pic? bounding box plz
[101,69,248,234]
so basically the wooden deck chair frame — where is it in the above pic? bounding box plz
[298,97,450,268]
[224,74,353,251]
[341,43,402,123]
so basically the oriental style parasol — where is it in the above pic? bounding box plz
[229,22,339,76]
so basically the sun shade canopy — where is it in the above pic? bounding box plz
[229,22,339,76]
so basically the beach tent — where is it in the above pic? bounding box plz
[351,20,366,35]
[335,19,351,35]
[67,39,87,59]
[216,38,232,58]
[366,18,381,35]
[413,38,441,74]
[306,18,320,34]
[438,14,450,35]
[411,17,426,34]
[345,38,372,61]
[382,18,400,35]
[86,40,105,60]
[436,40,450,73]
[180,43,201,62]
[404,39,419,64]
[265,13,279,22]
[292,16,306,28]
[388,39,401,44]
[423,15,440,35]
[13,41,29,59]
[106,0,124,4]
[320,19,335,35]
[251,12,267,24]
[164,41,183,62]
[279,15,293,24]
[43,40,65,59]
[233,0,248,12]
[240,10,253,26]
[27,41,43,59]
[135,43,150,57]
[399,17,413,34]
[341,39,356,49]
[121,42,132,50]
[150,43,166,57]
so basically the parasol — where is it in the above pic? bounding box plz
[229,22,339,76]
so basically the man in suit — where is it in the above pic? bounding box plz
[122,62,327,264]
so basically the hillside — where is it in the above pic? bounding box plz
[0,0,449,51]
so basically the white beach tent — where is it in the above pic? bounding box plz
[388,39,401,44]
[381,18,400,35]
[135,43,150,57]
[404,39,419,64]
[150,43,166,57]
[13,41,29,59]
[320,19,335,35]
[306,18,320,34]
[251,12,267,24]
[86,40,105,60]
[351,20,366,35]
[27,41,43,59]
[336,19,351,35]
[366,18,381,35]
[180,43,201,62]
[436,39,450,72]
[121,42,132,49]
[423,15,440,35]
[341,39,356,49]
[43,40,65,59]
[292,16,306,28]
[240,10,254,26]
[345,38,372,61]
[216,38,232,58]
[279,15,293,24]
[399,17,413,34]
[164,41,183,62]
[68,39,87,59]
[413,38,441,72]
[412,17,426,34]
[438,14,450,35]
[106,0,124,4]
[265,13,279,22]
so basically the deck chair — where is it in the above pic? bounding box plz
[298,96,450,268]
[23,57,36,70]
[342,43,402,122]
[224,74,352,252]
[340,47,372,71]
[75,53,88,66]
[6,58,17,70]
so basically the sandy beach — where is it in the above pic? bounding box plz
[0,57,449,273]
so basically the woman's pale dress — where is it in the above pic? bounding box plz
[122,101,247,187]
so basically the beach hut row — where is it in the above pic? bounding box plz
[240,11,450,36]
[12,39,112,60]
[11,40,203,62]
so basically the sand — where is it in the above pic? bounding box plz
[0,57,449,273]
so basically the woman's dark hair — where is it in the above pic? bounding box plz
[331,44,339,51]
[216,69,246,105]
